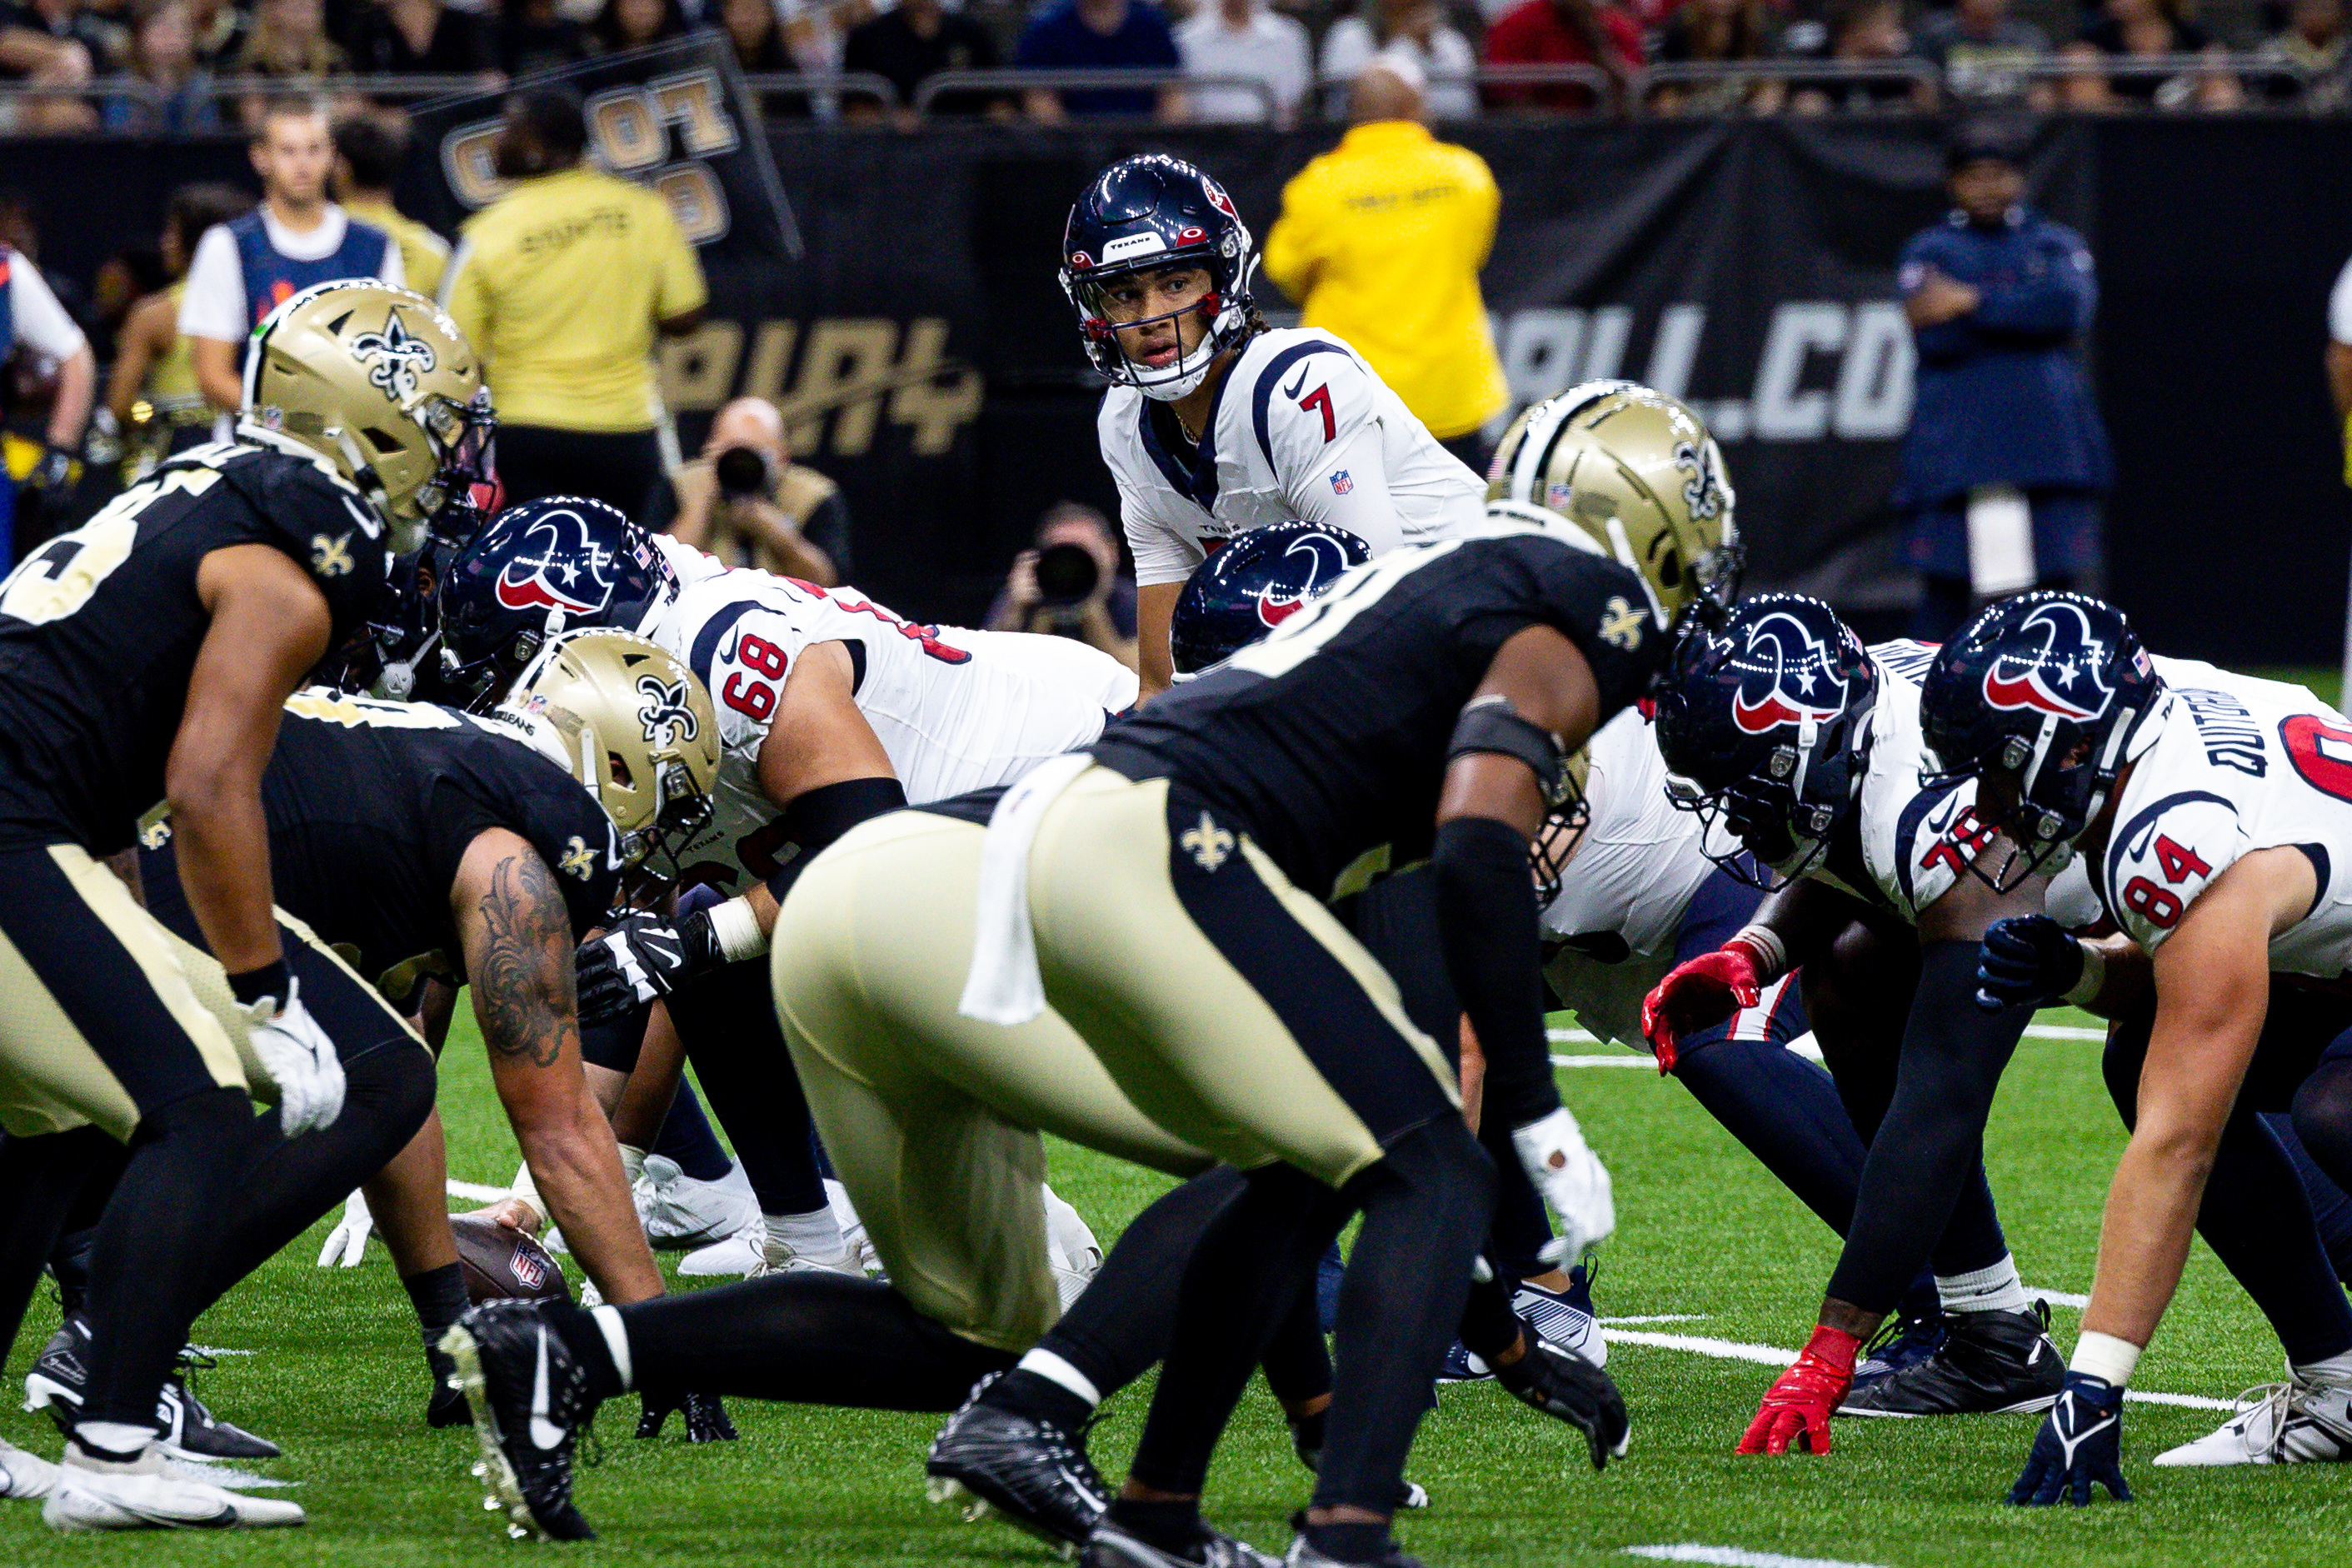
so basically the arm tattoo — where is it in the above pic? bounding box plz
[472,853,576,1069]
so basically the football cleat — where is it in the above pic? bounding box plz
[1494,1334,1631,1469]
[1080,1516,1283,1568]
[1839,1301,2063,1417]
[1283,1530,1431,1568]
[636,1156,760,1251]
[677,1225,764,1277]
[926,1375,1106,1556]
[2151,1375,2352,1466]
[635,1387,738,1442]
[42,1441,302,1531]
[25,1320,280,1463]
[441,1303,598,1541]
[427,1339,470,1430]
[1851,1311,1945,1390]
[0,1437,60,1500]
[1514,1259,1606,1371]
[1434,1341,1491,1383]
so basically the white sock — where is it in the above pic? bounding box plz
[764,1208,845,1257]
[590,1305,635,1391]
[1016,1348,1101,1409]
[1936,1253,2031,1316]
[75,1421,153,1461]
[2292,1348,2352,1386]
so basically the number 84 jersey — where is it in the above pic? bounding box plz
[2091,659,2352,978]
[650,567,1140,894]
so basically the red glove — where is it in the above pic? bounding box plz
[1639,941,1765,1074]
[1735,1325,1860,1456]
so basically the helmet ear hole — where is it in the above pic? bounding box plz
[363,427,405,454]
[607,752,635,789]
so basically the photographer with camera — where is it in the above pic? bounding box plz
[656,396,846,587]
[984,502,1140,673]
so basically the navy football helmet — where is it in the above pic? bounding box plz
[436,496,675,713]
[1920,591,2166,892]
[1169,521,1370,675]
[1653,594,1879,886]
[1060,154,1259,402]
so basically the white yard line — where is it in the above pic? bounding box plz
[446,1178,508,1202]
[1600,1314,1712,1325]
[1625,1546,1891,1568]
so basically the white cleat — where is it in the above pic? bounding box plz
[0,1438,59,1500]
[1043,1185,1104,1311]
[826,1179,883,1277]
[747,1223,865,1279]
[2152,1376,2352,1466]
[677,1224,765,1278]
[42,1443,304,1531]
[637,1156,761,1251]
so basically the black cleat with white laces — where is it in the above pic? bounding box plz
[927,1375,1108,1557]
[24,1317,281,1463]
[1494,1333,1631,1469]
[1081,1516,1283,1568]
[1281,1526,1431,1568]
[440,1301,598,1541]
[1840,1300,2064,1417]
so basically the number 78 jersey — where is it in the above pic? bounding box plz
[649,567,1140,893]
[2086,660,2352,978]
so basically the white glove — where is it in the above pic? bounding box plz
[318,1187,371,1266]
[243,978,346,1136]
[1511,1105,1615,1261]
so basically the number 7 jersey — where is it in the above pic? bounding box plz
[650,567,1140,893]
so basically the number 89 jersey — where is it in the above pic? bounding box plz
[651,567,1140,893]
[2088,661,2352,978]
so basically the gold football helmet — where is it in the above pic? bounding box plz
[242,279,497,544]
[502,631,721,870]
[1486,380,1741,627]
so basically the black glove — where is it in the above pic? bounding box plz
[1975,915,2084,1013]
[636,1387,738,1442]
[2008,1371,2130,1506]
[22,444,71,492]
[1494,1333,1630,1471]
[574,908,726,1026]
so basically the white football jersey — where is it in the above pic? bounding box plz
[651,568,1137,893]
[1099,327,1486,588]
[650,531,727,592]
[1770,639,1995,925]
[2085,661,2352,977]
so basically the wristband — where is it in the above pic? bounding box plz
[707,896,768,964]
[508,1160,546,1231]
[2070,1329,2141,1388]
[228,957,292,1008]
[1727,926,1788,985]
[2063,941,2105,1008]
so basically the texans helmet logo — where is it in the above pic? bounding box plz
[1731,611,1848,735]
[494,509,619,616]
[1204,179,1238,221]
[1982,601,2112,722]
[1254,531,1356,630]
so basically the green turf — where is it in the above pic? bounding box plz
[2,1008,2346,1566]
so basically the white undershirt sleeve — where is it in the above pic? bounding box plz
[7,262,87,361]
[177,224,249,343]
[2331,252,2352,347]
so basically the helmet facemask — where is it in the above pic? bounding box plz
[1066,252,1258,402]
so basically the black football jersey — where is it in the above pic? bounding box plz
[0,439,393,854]
[139,692,622,1007]
[1090,533,1668,899]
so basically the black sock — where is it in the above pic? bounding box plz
[404,1262,471,1363]
[669,961,826,1216]
[1261,1276,1334,1408]
[1106,1496,1201,1550]
[1287,1404,1326,1463]
[1305,1520,1391,1564]
[980,1367,1092,1432]
[1456,1270,1520,1362]
[651,1081,733,1183]
[0,1128,111,1360]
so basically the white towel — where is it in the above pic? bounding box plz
[958,752,1097,1026]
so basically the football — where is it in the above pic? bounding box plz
[450,1213,570,1306]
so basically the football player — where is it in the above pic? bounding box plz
[1068,154,1511,699]
[1642,595,2067,1448]
[1918,594,2352,1500]
[436,497,1136,1281]
[0,278,490,1529]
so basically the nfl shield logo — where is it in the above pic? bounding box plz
[1330,470,1354,496]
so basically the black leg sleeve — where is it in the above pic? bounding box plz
[1033,1167,1243,1400]
[0,1128,113,1364]
[1824,941,2025,1314]
[667,958,826,1218]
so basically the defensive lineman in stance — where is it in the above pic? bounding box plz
[0,279,492,1527]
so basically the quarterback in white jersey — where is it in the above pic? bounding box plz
[1058,153,1484,697]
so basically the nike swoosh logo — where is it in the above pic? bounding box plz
[1281,366,1309,399]
[529,1330,566,1450]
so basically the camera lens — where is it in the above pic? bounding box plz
[713,446,770,498]
[1033,542,1099,606]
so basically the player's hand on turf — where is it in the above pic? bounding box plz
[1640,946,1761,1072]
[1510,1105,1615,1260]
[1736,1326,1859,1456]
[575,909,725,1024]
[637,1387,738,1442]
[1494,1333,1631,1471]
[243,979,347,1136]
[1975,916,2082,1013]
[318,1187,372,1266]
[2009,1372,2131,1506]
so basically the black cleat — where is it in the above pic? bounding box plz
[425,1339,470,1429]
[927,1376,1107,1558]
[1494,1334,1631,1470]
[1851,1311,1945,1391]
[441,1302,597,1541]
[1281,1528,1431,1568]
[24,1319,280,1463]
[1840,1301,2064,1417]
[1081,1517,1282,1568]
[636,1388,738,1442]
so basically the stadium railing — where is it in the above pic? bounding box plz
[911,68,1275,121]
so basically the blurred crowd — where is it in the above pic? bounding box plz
[0,0,2345,130]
